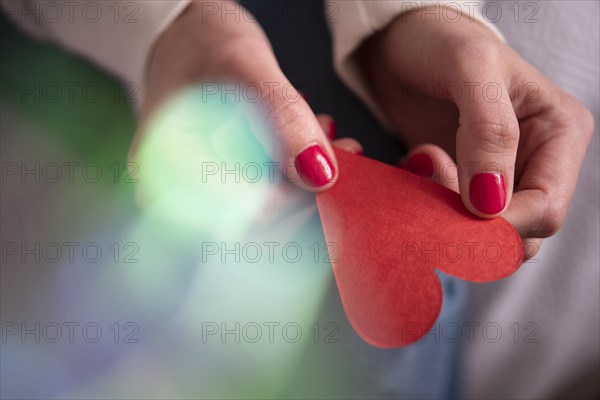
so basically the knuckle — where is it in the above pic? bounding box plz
[468,117,520,154]
[536,199,567,237]
[554,94,595,143]
[449,37,501,68]
[523,240,542,261]
[218,42,247,66]
[261,88,309,135]
[577,104,595,141]
[217,39,272,75]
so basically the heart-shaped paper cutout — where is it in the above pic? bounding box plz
[316,149,524,348]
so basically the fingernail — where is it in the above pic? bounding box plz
[327,120,337,140]
[353,149,363,156]
[299,91,308,103]
[295,145,336,187]
[401,153,434,178]
[469,173,506,214]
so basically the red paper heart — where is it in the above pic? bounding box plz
[316,149,524,348]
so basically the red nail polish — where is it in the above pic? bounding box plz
[470,173,506,214]
[295,145,336,187]
[299,91,308,103]
[402,153,434,178]
[328,121,337,140]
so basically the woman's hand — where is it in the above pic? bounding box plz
[360,6,594,255]
[132,0,343,192]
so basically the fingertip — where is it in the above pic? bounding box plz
[332,138,363,155]
[316,114,336,141]
[399,152,435,178]
[328,120,337,140]
[398,144,459,193]
[293,143,338,192]
[466,172,508,218]
[522,238,542,262]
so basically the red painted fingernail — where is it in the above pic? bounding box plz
[470,173,506,214]
[353,149,363,156]
[401,153,434,178]
[327,120,337,140]
[295,145,336,187]
[299,91,308,103]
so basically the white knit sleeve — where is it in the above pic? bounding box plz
[1,0,192,97]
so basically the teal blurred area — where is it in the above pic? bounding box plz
[0,16,374,399]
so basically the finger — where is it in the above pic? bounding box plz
[502,74,594,238]
[316,114,362,154]
[360,18,517,216]
[502,117,592,238]
[368,34,519,217]
[522,238,543,262]
[332,138,363,155]
[233,56,338,192]
[398,144,459,193]
[315,113,337,141]
[452,65,519,219]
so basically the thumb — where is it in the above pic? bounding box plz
[455,82,519,218]
[238,68,337,192]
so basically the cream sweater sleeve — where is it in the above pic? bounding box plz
[325,0,505,127]
[1,0,191,95]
